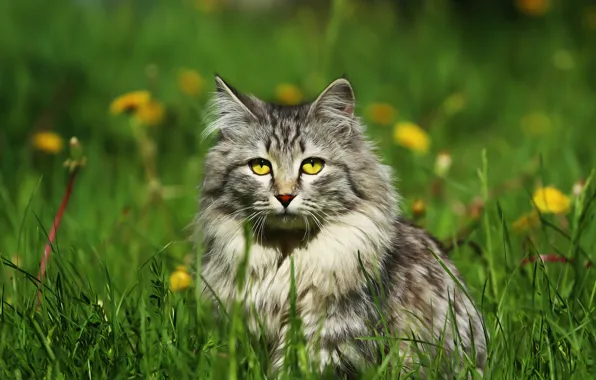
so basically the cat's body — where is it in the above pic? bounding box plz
[196,76,488,377]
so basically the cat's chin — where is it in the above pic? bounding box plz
[265,213,309,231]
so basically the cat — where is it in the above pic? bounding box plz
[195,75,488,378]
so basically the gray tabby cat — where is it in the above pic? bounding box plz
[195,75,488,378]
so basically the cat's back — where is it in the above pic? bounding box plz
[382,217,488,371]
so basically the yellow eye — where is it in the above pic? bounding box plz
[249,158,272,175]
[301,157,324,175]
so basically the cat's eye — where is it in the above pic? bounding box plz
[301,157,325,175]
[249,158,272,176]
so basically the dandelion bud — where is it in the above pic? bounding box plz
[170,265,192,292]
[411,199,426,218]
[572,179,586,197]
[434,151,452,177]
[469,197,485,219]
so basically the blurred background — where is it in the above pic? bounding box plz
[1,0,595,280]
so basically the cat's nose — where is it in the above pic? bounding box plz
[275,194,295,208]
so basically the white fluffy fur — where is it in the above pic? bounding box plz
[199,203,393,369]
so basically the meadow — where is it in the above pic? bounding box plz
[1,0,596,378]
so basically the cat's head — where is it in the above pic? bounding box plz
[199,75,398,231]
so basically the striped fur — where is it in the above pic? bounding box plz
[194,76,488,377]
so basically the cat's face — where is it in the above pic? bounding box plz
[200,76,395,232]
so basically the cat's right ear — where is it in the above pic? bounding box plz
[203,75,261,139]
[214,75,260,119]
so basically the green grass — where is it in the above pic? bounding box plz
[2,0,596,378]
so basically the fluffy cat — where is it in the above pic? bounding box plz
[195,75,488,377]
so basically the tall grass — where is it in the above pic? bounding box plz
[1,0,596,378]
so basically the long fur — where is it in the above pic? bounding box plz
[194,75,488,377]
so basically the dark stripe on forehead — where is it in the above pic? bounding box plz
[290,122,302,148]
[282,126,290,147]
[270,131,281,150]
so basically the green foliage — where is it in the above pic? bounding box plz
[2,0,596,378]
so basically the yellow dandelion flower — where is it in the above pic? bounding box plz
[393,122,430,154]
[443,93,466,115]
[32,131,64,154]
[109,91,151,115]
[512,210,540,233]
[515,0,550,16]
[275,83,303,105]
[366,103,397,126]
[135,101,165,126]
[532,186,571,214]
[521,112,552,136]
[411,199,426,218]
[170,265,192,292]
[178,68,204,96]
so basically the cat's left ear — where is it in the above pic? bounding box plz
[203,75,263,139]
[307,78,355,121]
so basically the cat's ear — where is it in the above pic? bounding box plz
[203,75,261,138]
[307,78,355,121]
[214,75,260,120]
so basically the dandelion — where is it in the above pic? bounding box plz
[532,186,570,214]
[411,199,426,218]
[572,179,586,197]
[515,0,550,16]
[442,93,466,115]
[32,131,64,154]
[135,101,165,126]
[178,68,204,96]
[275,83,303,105]
[434,151,452,177]
[366,103,397,126]
[109,91,151,115]
[521,112,552,136]
[393,122,430,154]
[170,265,192,292]
[512,211,540,233]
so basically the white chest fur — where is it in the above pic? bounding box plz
[200,207,393,338]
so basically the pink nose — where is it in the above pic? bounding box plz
[275,194,295,208]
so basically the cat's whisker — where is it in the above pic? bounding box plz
[301,215,310,241]
[250,212,265,240]
[229,205,259,219]
[302,209,326,234]
[312,206,340,223]
[256,215,267,246]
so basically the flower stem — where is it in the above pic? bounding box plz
[520,254,592,268]
[36,166,80,310]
